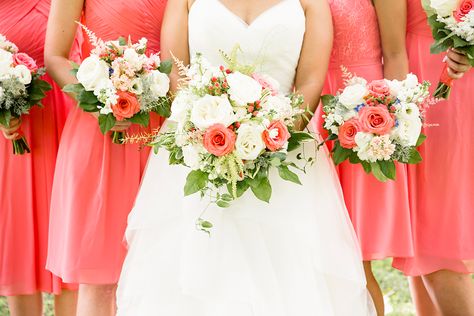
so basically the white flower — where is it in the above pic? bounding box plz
[12,65,32,84]
[430,0,458,17]
[385,79,403,97]
[93,80,118,114]
[190,94,235,129]
[338,84,368,109]
[77,55,110,91]
[182,144,204,170]
[392,102,422,146]
[130,78,144,95]
[226,72,262,106]
[235,123,266,160]
[147,70,170,97]
[0,49,13,78]
[169,91,195,124]
[0,87,4,99]
[403,73,419,89]
[123,48,143,70]
[261,95,293,120]
[355,132,374,151]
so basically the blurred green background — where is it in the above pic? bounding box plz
[0,259,415,316]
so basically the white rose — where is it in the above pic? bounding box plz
[430,0,458,16]
[123,48,143,70]
[12,65,32,85]
[169,91,194,124]
[182,144,204,170]
[338,84,368,109]
[190,94,235,129]
[147,70,170,97]
[77,55,110,91]
[235,123,266,160]
[226,72,262,106]
[0,49,13,78]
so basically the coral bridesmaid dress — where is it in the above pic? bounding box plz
[314,0,414,260]
[392,0,474,276]
[0,0,80,295]
[46,0,167,284]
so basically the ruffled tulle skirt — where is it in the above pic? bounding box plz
[117,137,375,315]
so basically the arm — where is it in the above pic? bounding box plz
[373,0,409,80]
[294,0,333,130]
[45,0,129,130]
[160,0,191,92]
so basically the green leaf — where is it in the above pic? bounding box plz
[217,200,231,208]
[320,94,336,107]
[378,160,396,180]
[63,83,84,95]
[278,165,302,185]
[159,59,173,75]
[416,133,427,147]
[128,111,150,127]
[78,90,99,104]
[370,162,389,182]
[27,78,52,105]
[98,113,116,134]
[348,152,362,164]
[118,37,127,46]
[0,110,11,126]
[184,170,208,196]
[153,98,172,118]
[228,180,250,198]
[332,142,352,165]
[250,177,272,203]
[287,131,314,152]
[361,161,372,174]
[452,35,469,48]
[408,148,423,164]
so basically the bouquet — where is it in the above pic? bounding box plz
[423,0,474,99]
[64,24,172,144]
[0,34,52,155]
[153,52,313,232]
[321,73,432,182]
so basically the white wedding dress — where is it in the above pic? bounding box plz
[117,0,375,315]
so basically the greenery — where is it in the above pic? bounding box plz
[0,259,415,316]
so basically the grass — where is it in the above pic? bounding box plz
[0,259,414,315]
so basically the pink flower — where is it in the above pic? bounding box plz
[111,91,141,121]
[358,105,395,135]
[338,119,361,149]
[252,73,279,96]
[367,80,391,99]
[203,124,236,156]
[455,0,473,21]
[12,53,37,72]
[262,120,291,152]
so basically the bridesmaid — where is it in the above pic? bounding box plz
[0,0,79,315]
[44,0,166,315]
[313,1,413,314]
[389,1,474,315]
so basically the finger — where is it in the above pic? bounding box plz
[447,59,470,74]
[447,67,465,80]
[450,48,466,55]
[447,50,470,66]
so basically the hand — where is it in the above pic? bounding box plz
[0,118,22,140]
[446,48,472,80]
[89,112,132,132]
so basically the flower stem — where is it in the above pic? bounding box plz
[12,137,31,155]
[111,131,125,144]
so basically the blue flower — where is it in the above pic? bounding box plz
[355,103,365,112]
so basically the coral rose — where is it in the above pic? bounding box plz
[367,79,391,99]
[12,53,37,72]
[203,123,236,156]
[111,91,141,121]
[358,105,394,135]
[262,120,291,152]
[454,0,473,21]
[338,118,361,149]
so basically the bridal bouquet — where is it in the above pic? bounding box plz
[153,53,313,230]
[321,73,431,182]
[423,0,474,98]
[64,24,172,144]
[0,34,52,155]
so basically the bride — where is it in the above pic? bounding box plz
[117,0,375,315]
